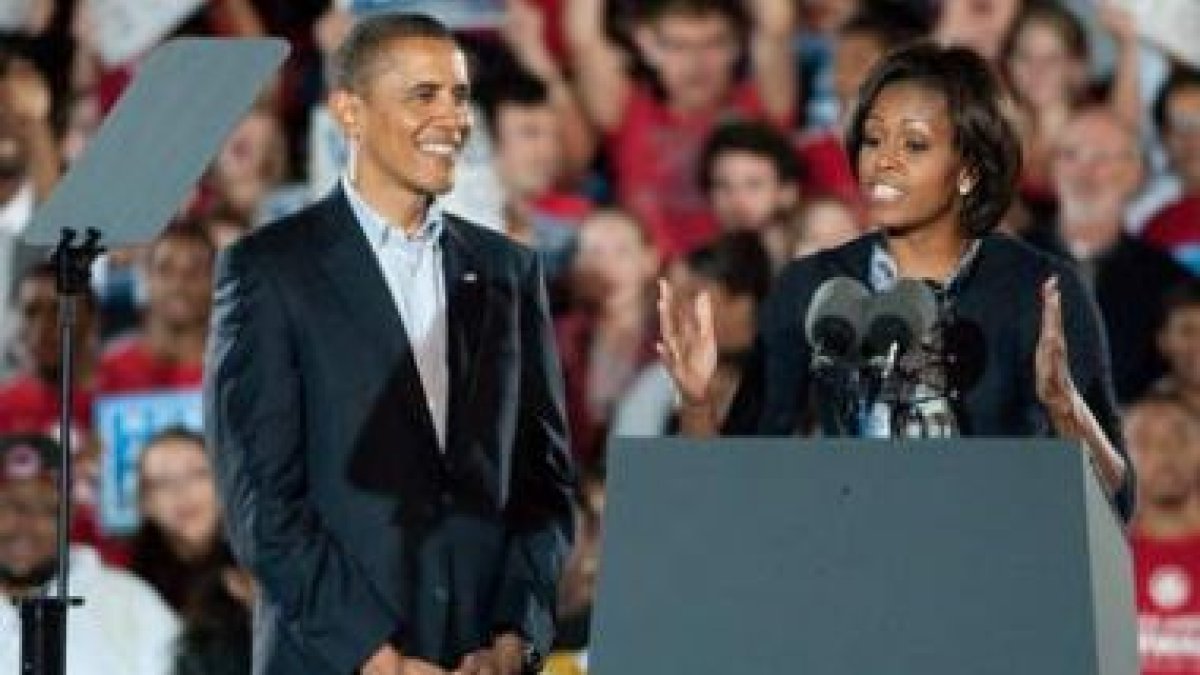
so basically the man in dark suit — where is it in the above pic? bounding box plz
[204,13,574,675]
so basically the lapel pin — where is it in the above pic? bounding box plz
[463,271,478,283]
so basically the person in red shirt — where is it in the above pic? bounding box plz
[1143,69,1200,275]
[0,264,132,564]
[565,0,796,258]
[478,61,593,281]
[0,262,98,440]
[96,223,213,395]
[1128,394,1200,675]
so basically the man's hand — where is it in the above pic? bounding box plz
[362,644,449,675]
[453,633,525,675]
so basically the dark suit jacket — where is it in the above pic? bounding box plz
[203,188,575,674]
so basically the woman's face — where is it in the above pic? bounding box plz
[1007,19,1085,109]
[574,212,655,306]
[857,82,966,236]
[139,438,219,552]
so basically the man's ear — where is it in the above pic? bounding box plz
[329,88,361,140]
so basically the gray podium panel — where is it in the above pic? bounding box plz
[590,438,1135,675]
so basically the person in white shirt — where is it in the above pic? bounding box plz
[0,433,179,675]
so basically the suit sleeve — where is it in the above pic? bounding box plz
[1056,265,1135,523]
[204,242,399,673]
[490,254,576,661]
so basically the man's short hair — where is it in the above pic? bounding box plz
[476,65,550,137]
[839,5,928,51]
[13,261,98,314]
[1153,67,1200,135]
[698,120,802,194]
[148,219,217,264]
[1163,278,1200,321]
[331,13,459,93]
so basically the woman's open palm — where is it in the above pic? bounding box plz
[656,279,718,406]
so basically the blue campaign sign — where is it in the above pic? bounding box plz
[95,389,203,535]
[348,0,506,28]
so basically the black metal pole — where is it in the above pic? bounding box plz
[20,227,101,675]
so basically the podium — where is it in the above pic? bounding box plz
[589,438,1136,675]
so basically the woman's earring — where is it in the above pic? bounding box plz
[958,180,972,195]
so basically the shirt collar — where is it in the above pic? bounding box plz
[341,175,445,248]
[868,234,982,293]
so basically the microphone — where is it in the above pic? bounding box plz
[863,279,938,369]
[857,279,938,438]
[804,277,870,364]
[805,277,869,437]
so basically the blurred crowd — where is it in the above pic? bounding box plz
[0,0,1199,673]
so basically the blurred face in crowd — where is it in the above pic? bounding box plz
[1164,85,1200,191]
[0,86,30,182]
[1126,400,1200,508]
[1005,17,1086,110]
[936,0,1022,62]
[494,102,562,199]
[573,210,657,309]
[794,198,860,258]
[139,436,219,556]
[1052,110,1141,250]
[834,32,887,116]
[857,82,968,237]
[14,274,95,380]
[708,150,798,232]
[1160,305,1200,391]
[637,12,740,113]
[15,274,60,377]
[146,235,214,331]
[214,109,286,216]
[0,479,57,592]
[332,37,472,200]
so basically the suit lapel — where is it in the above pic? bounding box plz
[441,216,490,454]
[311,187,441,452]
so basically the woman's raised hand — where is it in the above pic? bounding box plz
[656,279,718,408]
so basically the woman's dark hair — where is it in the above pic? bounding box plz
[684,231,773,303]
[845,42,1021,236]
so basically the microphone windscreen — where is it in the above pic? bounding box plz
[864,279,938,356]
[804,276,870,360]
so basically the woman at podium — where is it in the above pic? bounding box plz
[656,42,1133,521]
